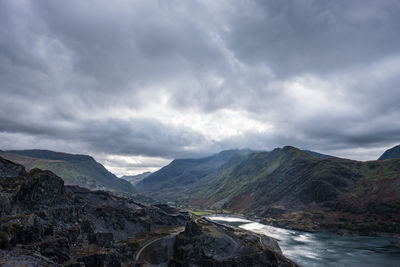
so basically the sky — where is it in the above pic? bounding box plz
[1,0,400,176]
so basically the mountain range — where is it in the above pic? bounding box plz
[0,150,135,193]
[137,145,400,235]
[1,144,399,236]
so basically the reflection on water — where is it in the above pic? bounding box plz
[208,215,400,267]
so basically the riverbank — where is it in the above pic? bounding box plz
[208,215,400,267]
[186,208,400,238]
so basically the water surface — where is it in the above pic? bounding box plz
[208,215,400,267]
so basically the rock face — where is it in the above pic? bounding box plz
[0,157,188,266]
[0,157,25,178]
[0,157,294,266]
[134,217,298,267]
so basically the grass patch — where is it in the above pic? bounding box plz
[187,209,215,216]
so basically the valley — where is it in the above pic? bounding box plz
[1,144,399,266]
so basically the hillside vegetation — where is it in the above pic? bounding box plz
[138,146,400,235]
[0,150,135,193]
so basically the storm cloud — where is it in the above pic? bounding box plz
[1,0,400,175]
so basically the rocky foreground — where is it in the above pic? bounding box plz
[0,157,297,266]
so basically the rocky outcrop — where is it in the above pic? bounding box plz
[0,157,26,178]
[0,157,188,266]
[170,218,297,267]
[133,217,297,266]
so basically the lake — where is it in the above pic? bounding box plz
[207,215,400,267]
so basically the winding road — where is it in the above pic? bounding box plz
[135,232,179,262]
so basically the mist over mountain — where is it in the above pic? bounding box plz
[136,149,252,198]
[121,172,152,186]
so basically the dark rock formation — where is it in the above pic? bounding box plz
[169,218,297,267]
[0,157,188,266]
[0,157,26,179]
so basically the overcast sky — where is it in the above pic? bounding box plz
[1,0,400,175]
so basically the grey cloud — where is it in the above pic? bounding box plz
[1,0,400,171]
[0,112,210,158]
[225,0,400,76]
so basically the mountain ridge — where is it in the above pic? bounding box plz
[137,145,400,235]
[0,149,135,193]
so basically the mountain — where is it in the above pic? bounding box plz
[136,149,252,200]
[303,150,334,159]
[0,156,296,266]
[0,149,135,193]
[121,171,152,185]
[138,146,400,235]
[378,144,400,160]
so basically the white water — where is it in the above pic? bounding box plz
[208,215,400,267]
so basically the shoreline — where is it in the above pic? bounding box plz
[205,213,400,239]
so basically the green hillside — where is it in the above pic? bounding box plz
[138,146,400,234]
[136,149,251,199]
[0,150,135,193]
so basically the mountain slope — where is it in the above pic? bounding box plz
[0,150,135,193]
[121,171,152,185]
[138,146,400,234]
[136,149,252,199]
[378,144,400,160]
[303,150,334,159]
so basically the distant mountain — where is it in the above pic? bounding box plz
[136,149,252,199]
[121,171,152,185]
[378,144,400,160]
[138,146,400,235]
[0,149,135,193]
